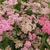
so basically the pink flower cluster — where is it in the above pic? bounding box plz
[33,2,41,7]
[39,16,50,35]
[3,0,18,5]
[0,6,22,35]
[24,41,31,47]
[21,41,31,50]
[0,13,22,35]
[21,47,28,50]
[0,17,14,35]
[34,2,40,7]
[28,32,36,40]
[41,2,48,7]
[0,0,50,50]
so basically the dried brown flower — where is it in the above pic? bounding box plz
[20,34,26,39]
[5,45,11,50]
[32,39,41,48]
[47,36,50,45]
[35,27,41,33]
[45,48,49,50]
[14,40,23,48]
[19,17,36,34]
[0,36,3,42]
[17,32,22,36]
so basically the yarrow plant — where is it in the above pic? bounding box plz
[0,0,50,50]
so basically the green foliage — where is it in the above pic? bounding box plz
[32,19,34,24]
[45,42,50,50]
[25,10,33,15]
[41,4,45,8]
[0,39,8,49]
[22,0,28,3]
[0,0,4,4]
[7,38,15,50]
[0,47,4,50]
[36,23,42,29]
[31,30,35,34]
[33,13,41,16]
[22,6,27,10]
[34,0,38,2]
[48,3,50,8]
[39,34,49,50]
[0,37,15,50]
[14,2,21,11]
[14,21,20,33]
